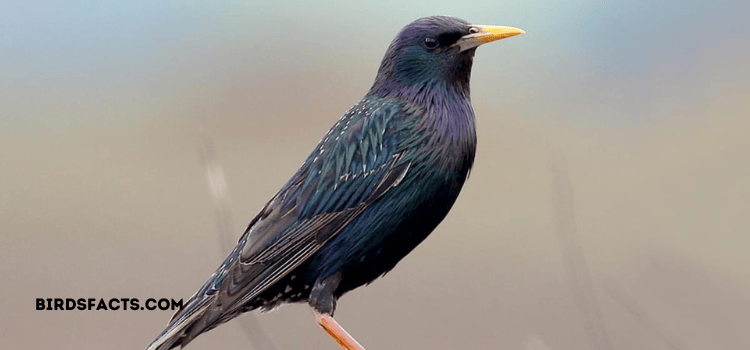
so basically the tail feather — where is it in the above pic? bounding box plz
[145,239,268,350]
[147,290,246,350]
[146,296,209,350]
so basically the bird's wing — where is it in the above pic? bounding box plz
[146,98,413,350]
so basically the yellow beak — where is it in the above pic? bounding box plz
[454,25,525,52]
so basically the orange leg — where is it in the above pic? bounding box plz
[313,311,366,350]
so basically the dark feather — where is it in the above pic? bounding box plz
[147,97,415,350]
[146,15,493,350]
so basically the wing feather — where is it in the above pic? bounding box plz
[146,98,413,350]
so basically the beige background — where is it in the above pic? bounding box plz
[1,1,749,349]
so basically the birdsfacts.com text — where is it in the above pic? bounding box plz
[36,298,184,311]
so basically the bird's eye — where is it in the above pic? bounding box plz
[423,37,438,49]
[469,27,480,34]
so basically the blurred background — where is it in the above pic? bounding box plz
[1,1,748,349]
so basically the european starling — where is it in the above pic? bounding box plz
[146,16,523,350]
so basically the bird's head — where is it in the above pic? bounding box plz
[369,16,523,100]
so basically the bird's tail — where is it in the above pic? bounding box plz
[145,259,247,350]
[145,291,217,350]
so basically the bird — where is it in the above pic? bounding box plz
[146,15,523,350]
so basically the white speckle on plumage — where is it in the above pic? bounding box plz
[304,284,310,290]
[290,274,296,280]
[262,301,281,313]
[360,255,366,262]
[285,285,293,293]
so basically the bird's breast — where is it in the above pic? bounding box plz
[401,96,477,178]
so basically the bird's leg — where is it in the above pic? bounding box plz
[313,310,365,350]
[309,272,365,350]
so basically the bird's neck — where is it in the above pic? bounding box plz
[368,79,475,139]
[421,86,477,175]
[367,53,477,173]
[368,51,474,101]
[368,81,477,179]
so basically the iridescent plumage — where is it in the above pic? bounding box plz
[147,15,523,350]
